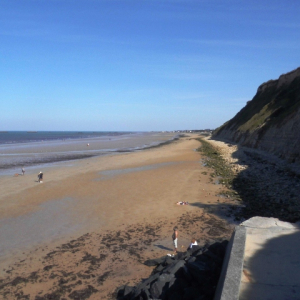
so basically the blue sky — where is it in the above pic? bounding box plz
[1,0,300,131]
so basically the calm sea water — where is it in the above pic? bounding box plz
[0,131,178,175]
[0,131,130,144]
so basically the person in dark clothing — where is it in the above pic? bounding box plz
[38,171,43,183]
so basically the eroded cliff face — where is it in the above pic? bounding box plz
[213,67,300,163]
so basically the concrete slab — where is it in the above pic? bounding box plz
[240,217,300,300]
[214,217,300,300]
[239,282,300,300]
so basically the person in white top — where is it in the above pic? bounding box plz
[189,238,198,249]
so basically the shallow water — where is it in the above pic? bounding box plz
[96,162,177,180]
[0,132,177,175]
[0,197,79,258]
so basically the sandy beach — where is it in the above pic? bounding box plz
[0,134,234,299]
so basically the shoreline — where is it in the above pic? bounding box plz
[0,132,179,175]
[0,134,235,299]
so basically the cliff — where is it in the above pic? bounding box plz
[212,67,300,164]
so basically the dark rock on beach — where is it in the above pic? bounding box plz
[115,240,228,300]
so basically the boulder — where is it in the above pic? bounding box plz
[142,272,160,287]
[153,264,164,273]
[140,288,151,300]
[183,286,202,300]
[144,256,167,266]
[164,277,189,299]
[189,245,201,254]
[166,292,183,300]
[164,260,186,275]
[182,265,193,282]
[203,249,223,264]
[187,256,196,263]
[186,261,207,284]
[164,256,175,266]
[149,279,166,299]
[115,240,228,300]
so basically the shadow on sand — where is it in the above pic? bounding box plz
[153,244,173,251]
[189,202,240,226]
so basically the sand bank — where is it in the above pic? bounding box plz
[0,134,234,299]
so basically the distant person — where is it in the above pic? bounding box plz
[22,168,25,175]
[172,226,178,253]
[38,171,43,183]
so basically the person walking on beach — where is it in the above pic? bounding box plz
[172,226,178,253]
[38,171,43,183]
[22,168,25,175]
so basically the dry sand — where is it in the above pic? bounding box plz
[0,134,234,299]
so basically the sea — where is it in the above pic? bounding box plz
[0,131,178,175]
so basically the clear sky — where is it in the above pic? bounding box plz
[1,0,300,131]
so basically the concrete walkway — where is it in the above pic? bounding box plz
[215,217,300,300]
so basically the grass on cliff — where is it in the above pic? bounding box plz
[214,75,300,137]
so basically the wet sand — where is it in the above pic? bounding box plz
[0,134,234,299]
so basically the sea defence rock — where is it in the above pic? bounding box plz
[116,217,300,300]
[115,241,228,300]
[212,66,300,164]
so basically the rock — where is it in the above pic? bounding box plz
[165,277,189,299]
[187,256,196,263]
[116,241,228,300]
[203,249,222,264]
[116,285,126,298]
[158,273,175,283]
[115,285,134,299]
[124,285,134,297]
[131,281,151,299]
[143,272,160,286]
[183,286,202,300]
[186,261,207,284]
[182,265,193,282]
[166,292,183,300]
[164,260,186,275]
[164,256,175,266]
[140,288,151,300]
[144,256,167,266]
[175,251,190,260]
[149,279,166,299]
[189,245,201,254]
[153,264,164,273]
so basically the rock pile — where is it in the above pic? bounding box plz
[115,240,228,300]
[202,137,300,223]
